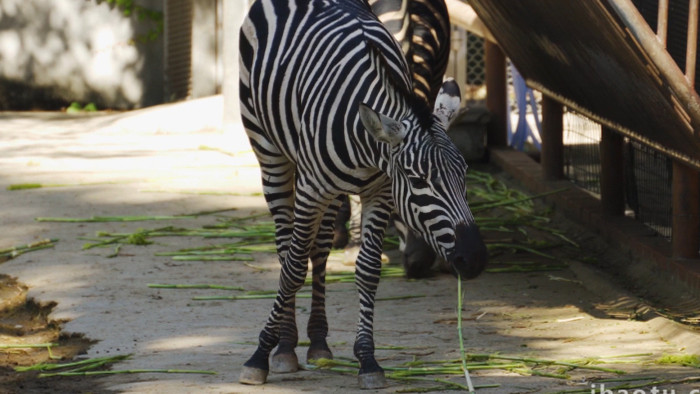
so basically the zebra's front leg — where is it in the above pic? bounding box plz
[353,194,392,389]
[306,195,343,362]
[270,295,299,373]
[239,177,329,385]
[271,262,331,373]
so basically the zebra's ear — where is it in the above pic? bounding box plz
[359,103,407,147]
[433,78,462,126]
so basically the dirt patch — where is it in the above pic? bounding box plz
[0,274,96,394]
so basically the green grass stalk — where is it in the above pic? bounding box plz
[486,243,556,259]
[466,353,627,374]
[15,355,131,372]
[0,343,58,349]
[508,367,569,379]
[192,293,312,301]
[171,255,255,262]
[375,294,425,301]
[7,183,43,190]
[471,188,567,212]
[0,239,58,263]
[36,215,195,223]
[39,368,217,377]
[9,181,131,191]
[388,374,500,391]
[457,275,476,393]
[148,283,245,291]
[0,239,58,255]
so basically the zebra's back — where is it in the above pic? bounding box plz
[240,0,414,194]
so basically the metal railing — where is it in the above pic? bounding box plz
[451,0,700,258]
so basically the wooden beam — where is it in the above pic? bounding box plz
[444,0,497,43]
[485,41,507,148]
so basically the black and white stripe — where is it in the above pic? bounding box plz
[370,0,451,104]
[335,0,453,278]
[238,0,486,388]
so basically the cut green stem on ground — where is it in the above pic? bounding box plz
[15,354,131,372]
[192,293,312,301]
[457,275,476,393]
[0,343,58,349]
[148,283,245,291]
[36,208,238,223]
[0,239,57,262]
[38,368,217,378]
[471,187,568,212]
[15,353,217,378]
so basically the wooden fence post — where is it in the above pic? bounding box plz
[671,0,700,260]
[672,162,700,259]
[540,96,563,180]
[485,41,507,147]
[599,127,625,216]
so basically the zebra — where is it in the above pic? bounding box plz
[238,0,487,389]
[372,0,451,104]
[333,0,452,278]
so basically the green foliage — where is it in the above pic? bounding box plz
[66,102,83,113]
[126,229,153,246]
[96,0,164,43]
[7,183,43,190]
[66,102,98,113]
[655,354,700,368]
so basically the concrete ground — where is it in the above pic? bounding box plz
[1,96,699,393]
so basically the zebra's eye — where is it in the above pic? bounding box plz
[408,176,430,189]
[431,170,442,185]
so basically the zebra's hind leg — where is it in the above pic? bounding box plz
[332,194,350,249]
[239,149,298,382]
[306,195,343,362]
[271,196,342,370]
[393,215,437,278]
[241,251,310,384]
[241,177,329,385]
[306,262,334,362]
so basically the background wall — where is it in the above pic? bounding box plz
[223,0,249,132]
[0,0,164,110]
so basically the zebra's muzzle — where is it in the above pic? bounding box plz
[447,222,488,279]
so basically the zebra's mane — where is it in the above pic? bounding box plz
[366,41,434,132]
[408,93,434,131]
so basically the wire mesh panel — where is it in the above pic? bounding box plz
[561,109,673,239]
[624,141,673,239]
[563,109,602,195]
[466,33,485,85]
[165,0,193,101]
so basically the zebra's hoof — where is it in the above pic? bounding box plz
[358,371,387,389]
[307,347,333,363]
[239,366,268,385]
[270,351,299,373]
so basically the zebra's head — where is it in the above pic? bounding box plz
[359,79,487,279]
